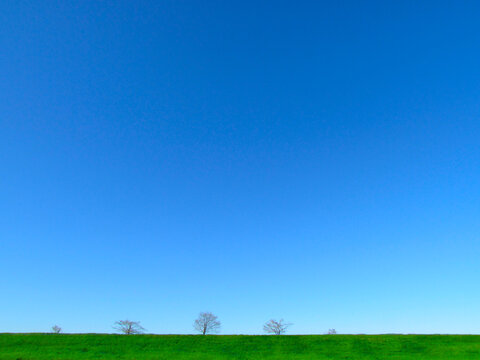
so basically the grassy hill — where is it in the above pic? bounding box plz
[1,334,480,359]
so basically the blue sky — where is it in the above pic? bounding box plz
[1,0,480,334]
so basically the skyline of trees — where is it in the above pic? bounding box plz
[47,315,337,335]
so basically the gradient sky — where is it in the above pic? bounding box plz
[1,0,480,335]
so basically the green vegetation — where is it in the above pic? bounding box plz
[1,334,480,359]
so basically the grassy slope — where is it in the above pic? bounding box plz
[1,334,480,360]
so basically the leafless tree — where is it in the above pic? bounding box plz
[193,312,221,335]
[263,319,292,335]
[51,325,62,334]
[113,320,146,335]
[327,329,337,334]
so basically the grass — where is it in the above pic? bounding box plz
[1,334,480,359]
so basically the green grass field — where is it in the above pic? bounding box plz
[1,334,480,359]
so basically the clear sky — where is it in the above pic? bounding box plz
[1,0,480,335]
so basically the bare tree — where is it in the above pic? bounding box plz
[263,319,292,335]
[193,312,221,335]
[113,320,146,335]
[327,329,337,334]
[51,325,62,334]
